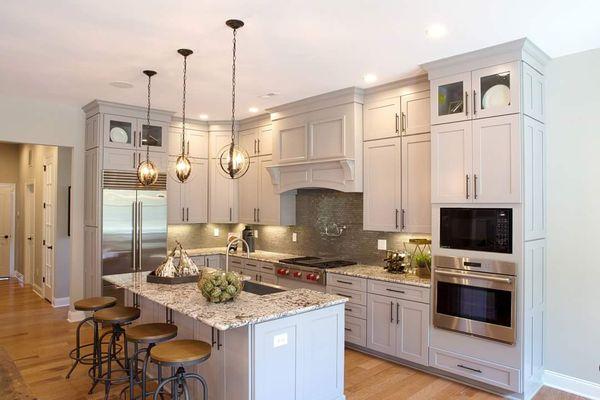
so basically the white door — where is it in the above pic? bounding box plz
[366,294,397,356]
[431,72,472,125]
[363,138,401,232]
[400,91,430,136]
[431,121,473,203]
[167,158,184,224]
[24,183,35,284]
[0,185,14,278]
[184,159,209,223]
[209,159,237,223]
[239,128,258,156]
[472,114,521,203]
[364,97,401,141]
[396,299,429,366]
[257,156,280,225]
[472,62,521,119]
[43,159,56,300]
[238,158,258,224]
[258,126,273,155]
[401,134,431,233]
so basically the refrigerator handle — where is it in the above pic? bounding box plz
[138,201,143,271]
[132,202,137,271]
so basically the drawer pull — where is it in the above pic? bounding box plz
[344,327,352,332]
[386,288,405,294]
[261,266,273,270]
[337,293,352,298]
[457,364,482,374]
[336,280,354,285]
[345,307,352,312]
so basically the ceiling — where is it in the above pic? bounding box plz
[1,0,598,120]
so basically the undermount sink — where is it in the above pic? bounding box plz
[242,281,286,296]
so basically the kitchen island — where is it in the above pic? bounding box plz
[104,272,347,400]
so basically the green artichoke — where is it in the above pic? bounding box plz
[198,271,243,303]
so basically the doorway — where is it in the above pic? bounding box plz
[24,181,35,285]
[42,156,55,301]
[0,183,16,280]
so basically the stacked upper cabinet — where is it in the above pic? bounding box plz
[208,123,239,224]
[167,120,209,224]
[363,78,431,233]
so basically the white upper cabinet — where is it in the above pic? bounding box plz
[472,114,521,203]
[209,131,235,159]
[364,97,401,141]
[431,121,472,203]
[238,158,259,224]
[167,158,208,224]
[363,138,401,232]
[401,91,431,136]
[85,114,100,150]
[431,72,472,125]
[523,116,546,240]
[139,119,169,153]
[472,62,520,119]
[258,126,273,155]
[103,114,138,150]
[209,158,238,223]
[401,134,431,233]
[522,62,545,123]
[169,127,208,159]
[239,127,259,157]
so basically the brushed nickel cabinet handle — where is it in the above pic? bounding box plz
[229,207,232,222]
[465,92,469,116]
[345,327,352,332]
[253,208,256,222]
[396,302,400,325]
[254,139,257,154]
[474,174,478,200]
[395,113,399,134]
[257,208,260,222]
[257,139,260,153]
[186,207,189,221]
[473,90,477,115]
[386,288,405,294]
[401,209,406,230]
[182,208,185,222]
[336,280,353,285]
[457,364,482,374]
[466,175,470,199]
[395,209,399,229]
[390,301,394,323]
[401,112,406,133]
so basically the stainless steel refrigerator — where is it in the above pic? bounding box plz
[102,184,167,305]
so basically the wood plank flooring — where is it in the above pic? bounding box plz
[0,280,587,400]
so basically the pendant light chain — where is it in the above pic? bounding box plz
[182,53,188,155]
[230,27,237,143]
[146,73,152,162]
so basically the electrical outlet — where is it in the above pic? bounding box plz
[377,239,387,251]
[254,230,259,238]
[213,228,220,237]
[292,232,297,242]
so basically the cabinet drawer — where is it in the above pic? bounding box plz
[190,256,206,266]
[345,316,366,347]
[228,257,243,268]
[429,347,520,392]
[327,273,367,291]
[258,262,276,274]
[344,303,366,320]
[368,280,430,304]
[229,265,243,275]
[326,286,367,306]
[242,259,260,272]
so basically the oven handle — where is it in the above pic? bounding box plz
[435,269,512,284]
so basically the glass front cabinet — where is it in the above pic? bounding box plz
[103,114,168,152]
[431,62,520,125]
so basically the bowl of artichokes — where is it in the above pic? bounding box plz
[198,271,244,303]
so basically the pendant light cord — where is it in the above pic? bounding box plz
[182,54,188,156]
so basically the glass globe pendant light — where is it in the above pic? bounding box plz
[175,48,193,183]
[137,70,159,186]
[217,19,250,179]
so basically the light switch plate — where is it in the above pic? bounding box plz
[273,333,288,348]
[254,230,259,238]
[213,228,220,237]
[292,232,297,242]
[377,239,387,250]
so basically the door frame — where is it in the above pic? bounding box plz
[0,183,16,279]
[23,179,35,285]
[42,155,56,301]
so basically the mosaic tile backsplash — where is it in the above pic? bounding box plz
[168,189,431,267]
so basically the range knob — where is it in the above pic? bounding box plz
[277,268,290,276]
[293,271,302,278]
[307,273,320,281]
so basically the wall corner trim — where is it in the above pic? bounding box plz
[544,370,600,399]
[67,310,86,323]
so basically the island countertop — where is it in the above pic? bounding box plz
[103,272,347,331]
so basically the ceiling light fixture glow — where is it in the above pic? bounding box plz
[248,107,259,113]
[109,81,133,89]
[426,24,447,39]
[198,114,209,120]
[363,73,378,84]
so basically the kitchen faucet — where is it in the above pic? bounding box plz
[225,236,250,272]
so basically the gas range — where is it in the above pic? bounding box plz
[276,257,356,286]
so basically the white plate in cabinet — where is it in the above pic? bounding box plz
[326,286,367,306]
[344,303,367,320]
[327,273,367,291]
[345,316,367,347]
[429,347,520,392]
[103,114,137,150]
[367,280,430,304]
[472,62,520,119]
[364,97,401,141]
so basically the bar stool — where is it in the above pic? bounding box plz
[92,306,141,400]
[122,323,178,400]
[66,296,117,379]
[150,340,211,400]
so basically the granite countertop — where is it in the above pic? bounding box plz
[327,264,431,288]
[103,271,347,331]
[185,248,299,263]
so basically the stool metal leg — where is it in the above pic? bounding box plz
[66,316,92,378]
[183,373,208,400]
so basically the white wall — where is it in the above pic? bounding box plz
[0,96,84,315]
[546,48,600,385]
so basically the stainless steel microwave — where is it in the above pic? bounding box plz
[440,208,512,254]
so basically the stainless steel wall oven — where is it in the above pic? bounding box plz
[433,255,516,344]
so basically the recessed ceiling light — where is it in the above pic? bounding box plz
[363,73,378,84]
[198,114,209,120]
[425,24,447,39]
[248,107,259,113]
[259,92,279,99]
[109,81,134,89]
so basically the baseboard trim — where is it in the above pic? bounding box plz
[67,310,86,323]
[13,271,24,284]
[52,297,70,308]
[32,284,43,299]
[544,370,600,399]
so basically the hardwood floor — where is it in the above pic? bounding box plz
[0,280,587,400]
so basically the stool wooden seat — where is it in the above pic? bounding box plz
[74,296,117,312]
[151,340,211,367]
[93,306,140,324]
[126,323,178,344]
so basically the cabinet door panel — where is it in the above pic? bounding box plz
[103,147,137,172]
[84,149,100,226]
[239,128,258,156]
[138,119,168,153]
[210,132,235,159]
[472,115,521,203]
[184,160,208,223]
[104,114,137,149]
[209,159,237,223]
[85,114,100,150]
[472,62,520,119]
[260,273,277,285]
[167,158,184,224]
[364,97,401,141]
[401,91,430,136]
[258,156,281,225]
[258,126,273,155]
[401,134,431,233]
[431,72,472,125]
[396,300,429,366]
[238,158,258,224]
[431,121,472,203]
[170,128,208,158]
[363,138,401,231]
[366,294,397,355]
[523,116,546,240]
[522,62,545,122]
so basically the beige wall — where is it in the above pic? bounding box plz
[0,143,20,184]
[546,47,600,385]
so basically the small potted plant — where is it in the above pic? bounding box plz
[413,253,431,278]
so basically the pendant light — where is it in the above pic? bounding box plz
[137,70,159,186]
[175,48,193,183]
[217,19,250,179]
